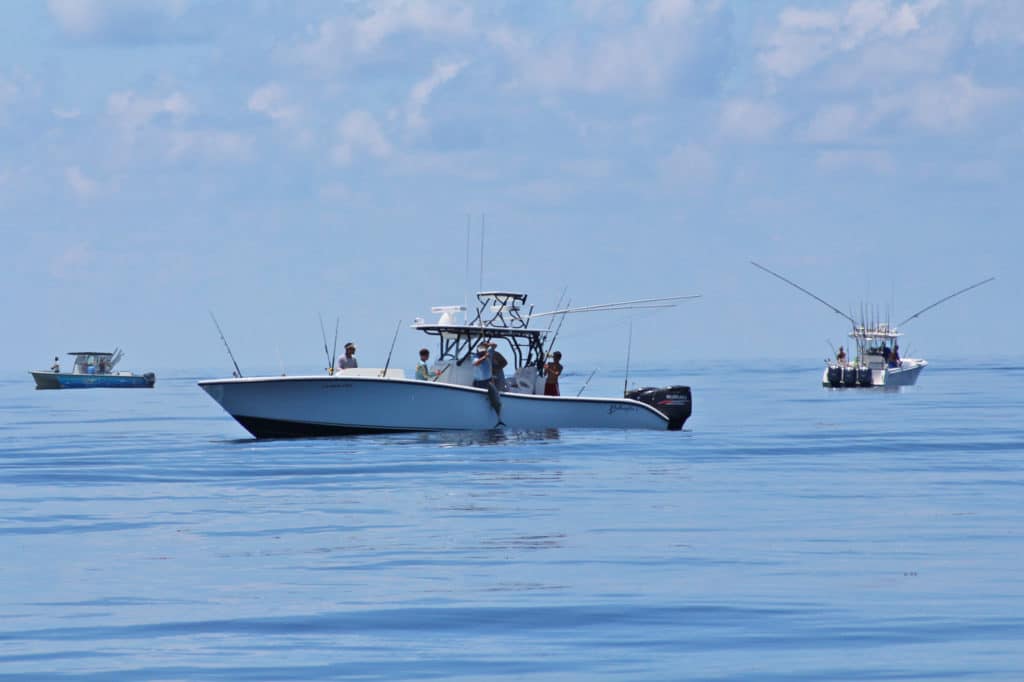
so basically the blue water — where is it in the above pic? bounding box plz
[2,362,1023,680]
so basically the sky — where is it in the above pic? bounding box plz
[1,0,1020,375]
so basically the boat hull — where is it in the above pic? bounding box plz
[198,375,685,438]
[821,359,927,388]
[30,371,156,390]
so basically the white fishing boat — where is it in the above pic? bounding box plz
[751,262,993,389]
[30,349,155,390]
[199,291,696,438]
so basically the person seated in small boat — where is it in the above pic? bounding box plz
[835,346,847,366]
[472,342,495,389]
[415,348,438,381]
[889,344,901,368]
[544,351,563,396]
[337,342,358,370]
[50,356,60,373]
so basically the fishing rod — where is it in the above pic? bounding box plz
[381,320,402,378]
[897,276,995,326]
[623,320,633,396]
[209,312,242,378]
[318,313,332,374]
[576,368,598,397]
[544,298,571,357]
[331,316,340,374]
[750,261,856,325]
[529,295,701,319]
[545,285,568,334]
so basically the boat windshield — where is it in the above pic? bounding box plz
[71,353,115,375]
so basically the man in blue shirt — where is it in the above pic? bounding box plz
[472,342,494,389]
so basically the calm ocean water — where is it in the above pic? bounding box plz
[1,361,1022,681]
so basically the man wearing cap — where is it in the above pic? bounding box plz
[338,342,358,370]
[472,342,495,389]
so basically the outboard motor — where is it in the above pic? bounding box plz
[842,366,859,387]
[625,385,692,431]
[857,366,873,387]
[827,365,843,387]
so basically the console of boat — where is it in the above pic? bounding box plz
[30,350,156,389]
[199,291,693,438]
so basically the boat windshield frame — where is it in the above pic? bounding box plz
[68,352,116,375]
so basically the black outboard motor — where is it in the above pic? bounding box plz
[842,366,859,387]
[827,365,843,387]
[625,385,692,431]
[857,366,873,387]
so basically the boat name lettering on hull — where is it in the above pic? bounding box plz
[608,404,638,415]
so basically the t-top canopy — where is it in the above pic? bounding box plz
[68,352,115,356]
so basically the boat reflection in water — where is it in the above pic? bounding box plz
[200,291,696,439]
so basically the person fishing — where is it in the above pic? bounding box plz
[338,342,358,370]
[415,348,437,381]
[473,342,504,424]
[544,351,563,396]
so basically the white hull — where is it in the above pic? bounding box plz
[821,359,927,388]
[199,375,678,437]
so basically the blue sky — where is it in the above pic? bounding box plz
[2,0,1019,374]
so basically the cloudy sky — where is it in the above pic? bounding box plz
[2,0,1019,374]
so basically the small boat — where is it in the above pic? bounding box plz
[30,349,156,389]
[752,262,993,389]
[200,291,695,438]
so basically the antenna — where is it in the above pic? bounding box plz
[898,277,995,327]
[750,261,856,325]
[209,312,242,378]
[479,213,485,292]
[464,214,470,323]
[381,320,402,378]
[623,320,633,396]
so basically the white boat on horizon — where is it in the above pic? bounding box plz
[752,262,993,389]
[199,291,695,438]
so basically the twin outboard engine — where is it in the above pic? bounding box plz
[857,366,873,387]
[827,366,843,387]
[827,365,874,388]
[625,385,692,431]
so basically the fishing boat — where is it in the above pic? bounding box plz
[30,350,156,389]
[199,291,695,438]
[752,262,993,388]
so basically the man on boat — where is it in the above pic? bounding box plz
[472,342,495,389]
[544,351,563,396]
[338,342,358,370]
[50,356,60,373]
[415,348,436,381]
[491,346,509,392]
[889,344,901,368]
[836,346,847,366]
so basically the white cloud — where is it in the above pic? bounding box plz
[406,60,467,131]
[970,0,1024,46]
[167,130,253,162]
[659,143,716,186]
[65,166,99,198]
[107,90,191,139]
[52,107,81,120]
[804,103,862,142]
[817,148,895,174]
[492,0,713,94]
[332,110,392,165]
[873,74,1012,133]
[248,83,301,123]
[759,0,942,79]
[290,1,473,72]
[47,0,189,39]
[719,99,786,140]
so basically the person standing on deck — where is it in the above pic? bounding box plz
[415,348,436,381]
[836,346,847,366]
[472,342,495,389]
[491,347,509,392]
[544,351,563,396]
[338,342,358,370]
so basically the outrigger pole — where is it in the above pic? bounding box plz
[750,261,856,325]
[897,277,995,327]
[209,312,243,378]
[530,294,700,319]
